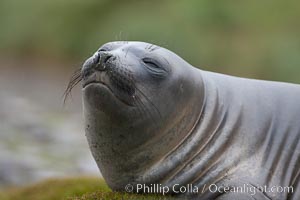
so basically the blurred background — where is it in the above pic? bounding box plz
[0,0,300,189]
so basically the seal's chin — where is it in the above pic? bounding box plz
[82,82,134,107]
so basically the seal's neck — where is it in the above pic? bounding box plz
[84,66,206,190]
[139,70,245,188]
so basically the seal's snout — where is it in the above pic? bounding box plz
[82,52,115,80]
[81,49,136,102]
[84,52,113,72]
[94,51,114,71]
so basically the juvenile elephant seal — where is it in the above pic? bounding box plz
[67,41,300,199]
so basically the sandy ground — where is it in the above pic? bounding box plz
[0,58,99,188]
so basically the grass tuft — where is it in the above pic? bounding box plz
[0,177,173,200]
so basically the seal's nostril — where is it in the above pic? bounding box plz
[88,52,114,72]
[93,52,100,64]
[104,55,112,64]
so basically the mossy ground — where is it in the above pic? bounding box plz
[0,177,173,200]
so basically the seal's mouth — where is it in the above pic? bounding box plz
[82,73,107,89]
[82,80,106,89]
[82,70,135,107]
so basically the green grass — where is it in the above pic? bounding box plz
[72,191,172,200]
[0,177,173,200]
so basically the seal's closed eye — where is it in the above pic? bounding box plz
[142,58,160,69]
[142,57,168,78]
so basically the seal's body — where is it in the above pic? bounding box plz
[81,41,300,199]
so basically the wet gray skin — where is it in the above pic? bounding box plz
[81,41,300,200]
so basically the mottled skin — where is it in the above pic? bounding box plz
[81,41,300,199]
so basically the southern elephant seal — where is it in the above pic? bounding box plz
[66,41,300,199]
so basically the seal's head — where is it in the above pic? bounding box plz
[67,41,204,190]
[82,41,201,120]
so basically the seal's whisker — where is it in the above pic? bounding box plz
[134,94,154,119]
[66,71,81,89]
[136,86,162,119]
[132,95,149,120]
[146,44,153,50]
[149,45,159,52]
[134,94,157,126]
[134,85,162,126]
[125,47,132,58]
[63,77,81,104]
[63,68,82,104]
